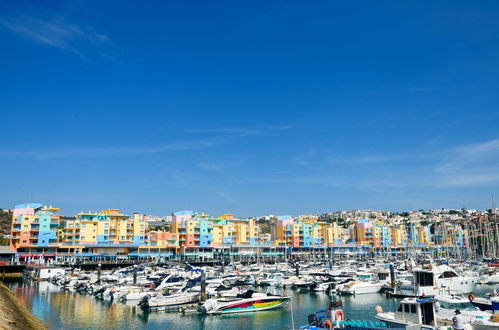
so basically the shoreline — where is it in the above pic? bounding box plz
[0,282,45,330]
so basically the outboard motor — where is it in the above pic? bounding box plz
[241,289,254,299]
[492,297,499,315]
[308,313,320,326]
[138,295,150,311]
[94,287,106,298]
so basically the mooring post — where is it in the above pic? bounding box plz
[133,264,138,285]
[98,263,102,280]
[390,264,396,288]
[200,270,207,302]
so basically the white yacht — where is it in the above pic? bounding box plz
[394,265,478,297]
[337,280,383,295]
[337,272,383,295]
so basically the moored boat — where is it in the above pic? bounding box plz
[337,280,383,295]
[198,289,289,314]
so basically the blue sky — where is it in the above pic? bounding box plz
[1,1,499,216]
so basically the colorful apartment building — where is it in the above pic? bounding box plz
[389,224,406,246]
[351,219,373,245]
[8,202,477,259]
[274,216,342,249]
[148,231,179,247]
[170,211,258,251]
[63,209,147,246]
[10,203,60,250]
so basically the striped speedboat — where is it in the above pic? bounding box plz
[199,290,290,314]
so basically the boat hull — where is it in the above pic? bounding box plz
[207,297,289,314]
[338,284,383,295]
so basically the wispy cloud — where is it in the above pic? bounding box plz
[287,137,499,190]
[1,140,216,158]
[0,14,110,59]
[1,125,291,159]
[434,138,499,187]
[268,174,346,187]
[197,162,224,172]
[294,149,429,167]
[185,125,292,136]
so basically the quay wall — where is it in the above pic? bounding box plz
[0,282,45,330]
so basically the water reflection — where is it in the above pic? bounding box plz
[8,281,493,330]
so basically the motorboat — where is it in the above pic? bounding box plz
[393,265,479,297]
[375,297,439,329]
[469,291,498,311]
[434,295,499,329]
[337,280,383,295]
[139,292,200,312]
[310,281,336,293]
[259,273,284,287]
[480,273,499,284]
[198,289,289,314]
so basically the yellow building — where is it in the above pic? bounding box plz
[63,209,147,245]
[389,225,406,246]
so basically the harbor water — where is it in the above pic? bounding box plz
[6,279,399,329]
[5,280,496,329]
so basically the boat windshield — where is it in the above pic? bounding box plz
[438,301,477,311]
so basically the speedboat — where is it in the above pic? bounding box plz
[198,289,289,314]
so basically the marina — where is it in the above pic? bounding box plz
[2,1,499,329]
[3,257,499,329]
[4,204,499,329]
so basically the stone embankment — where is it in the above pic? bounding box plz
[0,282,45,330]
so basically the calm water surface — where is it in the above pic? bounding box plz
[6,280,495,330]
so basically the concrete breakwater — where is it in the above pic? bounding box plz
[0,282,45,330]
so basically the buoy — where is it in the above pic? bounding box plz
[468,294,475,302]
[334,310,345,321]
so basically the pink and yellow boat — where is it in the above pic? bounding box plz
[199,290,290,314]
